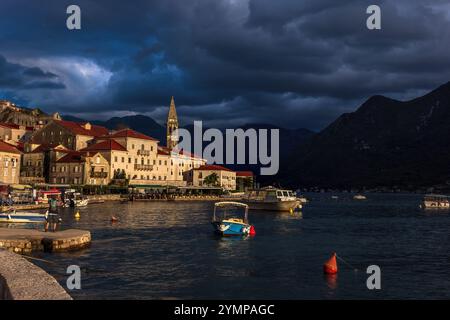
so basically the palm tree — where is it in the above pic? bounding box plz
[203,173,219,186]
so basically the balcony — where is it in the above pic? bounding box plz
[91,172,108,178]
[134,164,153,171]
[137,149,151,156]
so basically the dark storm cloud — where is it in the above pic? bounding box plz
[0,55,65,89]
[0,0,449,130]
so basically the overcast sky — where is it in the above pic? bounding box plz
[1,0,450,130]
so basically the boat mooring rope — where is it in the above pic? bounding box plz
[335,254,359,272]
[22,255,57,265]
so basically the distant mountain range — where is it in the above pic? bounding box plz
[63,114,167,142]
[64,81,450,189]
[62,114,314,176]
[279,81,450,190]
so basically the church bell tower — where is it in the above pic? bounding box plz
[166,96,179,150]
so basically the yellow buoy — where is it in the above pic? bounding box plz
[74,211,80,219]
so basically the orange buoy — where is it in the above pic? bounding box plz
[323,252,338,274]
[111,216,118,223]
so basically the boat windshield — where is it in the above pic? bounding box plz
[424,194,450,201]
[213,203,248,223]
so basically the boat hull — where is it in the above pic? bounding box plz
[0,213,47,223]
[211,221,250,236]
[243,200,301,212]
[422,200,450,209]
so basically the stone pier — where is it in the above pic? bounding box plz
[0,249,72,300]
[0,228,91,254]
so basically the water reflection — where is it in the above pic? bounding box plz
[324,273,338,290]
[9,193,450,299]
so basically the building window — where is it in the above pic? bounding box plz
[4,168,8,177]
[132,144,135,149]
[141,144,144,150]
[115,156,118,162]
[122,157,125,163]
[96,156,101,164]
[128,158,131,163]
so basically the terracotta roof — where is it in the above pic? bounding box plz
[56,152,84,163]
[158,146,203,159]
[15,141,25,152]
[0,140,21,154]
[80,139,127,152]
[104,129,158,141]
[195,164,234,172]
[157,146,170,156]
[29,143,68,153]
[235,171,254,177]
[0,122,20,129]
[56,120,109,137]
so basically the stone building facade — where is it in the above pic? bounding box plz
[31,120,109,150]
[190,164,236,190]
[0,140,21,184]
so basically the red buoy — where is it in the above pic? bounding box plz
[323,252,338,274]
[249,225,256,236]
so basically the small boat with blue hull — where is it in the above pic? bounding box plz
[0,210,49,223]
[212,202,255,237]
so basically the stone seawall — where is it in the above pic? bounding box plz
[87,194,123,202]
[0,229,91,254]
[0,249,72,300]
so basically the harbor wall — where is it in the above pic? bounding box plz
[0,249,72,300]
[0,229,91,254]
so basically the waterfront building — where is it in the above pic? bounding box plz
[190,164,236,190]
[0,122,33,146]
[235,171,255,192]
[49,151,110,185]
[20,144,70,184]
[0,140,21,184]
[30,120,109,150]
[90,129,158,185]
[157,146,207,187]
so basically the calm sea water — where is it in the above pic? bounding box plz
[16,193,450,299]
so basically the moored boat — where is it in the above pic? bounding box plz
[243,187,301,212]
[64,191,89,207]
[0,210,48,223]
[211,202,255,236]
[353,194,367,200]
[421,194,450,209]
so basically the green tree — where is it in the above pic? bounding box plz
[203,173,219,186]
